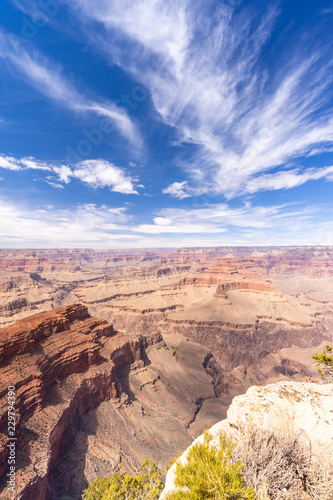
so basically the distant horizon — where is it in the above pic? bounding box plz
[1,245,332,251]
[0,0,332,247]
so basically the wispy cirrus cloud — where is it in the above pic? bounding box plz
[0,154,53,171]
[1,196,331,248]
[70,0,333,197]
[162,181,202,199]
[135,202,319,234]
[43,179,65,189]
[0,155,140,194]
[71,0,190,76]
[245,165,333,194]
[0,30,141,147]
[165,165,333,198]
[0,199,136,247]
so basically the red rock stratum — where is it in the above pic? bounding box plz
[0,305,226,499]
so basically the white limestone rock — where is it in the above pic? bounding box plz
[160,381,333,499]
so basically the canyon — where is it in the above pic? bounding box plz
[1,247,332,387]
[0,304,227,499]
[0,247,332,498]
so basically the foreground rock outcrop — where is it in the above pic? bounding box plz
[160,381,333,499]
[0,305,227,499]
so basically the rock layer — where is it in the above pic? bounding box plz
[0,306,226,499]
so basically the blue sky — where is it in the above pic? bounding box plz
[0,0,332,248]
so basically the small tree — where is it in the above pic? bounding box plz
[311,345,333,382]
[165,431,254,500]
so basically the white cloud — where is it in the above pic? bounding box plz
[44,181,65,189]
[137,218,229,234]
[0,31,141,147]
[53,165,72,184]
[0,199,135,247]
[135,202,318,234]
[71,160,139,194]
[0,196,331,247]
[245,165,333,194]
[0,154,54,172]
[71,0,189,76]
[0,155,140,194]
[0,155,22,170]
[20,157,52,171]
[71,0,333,197]
[162,181,202,199]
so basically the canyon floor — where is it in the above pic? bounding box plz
[0,247,332,499]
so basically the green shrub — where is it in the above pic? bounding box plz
[81,457,164,500]
[311,345,333,382]
[165,431,254,500]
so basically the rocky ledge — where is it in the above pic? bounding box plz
[160,381,333,498]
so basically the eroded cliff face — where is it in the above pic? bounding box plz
[0,248,332,498]
[67,248,332,395]
[0,305,227,500]
[160,381,333,499]
[1,247,333,329]
[1,248,331,421]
